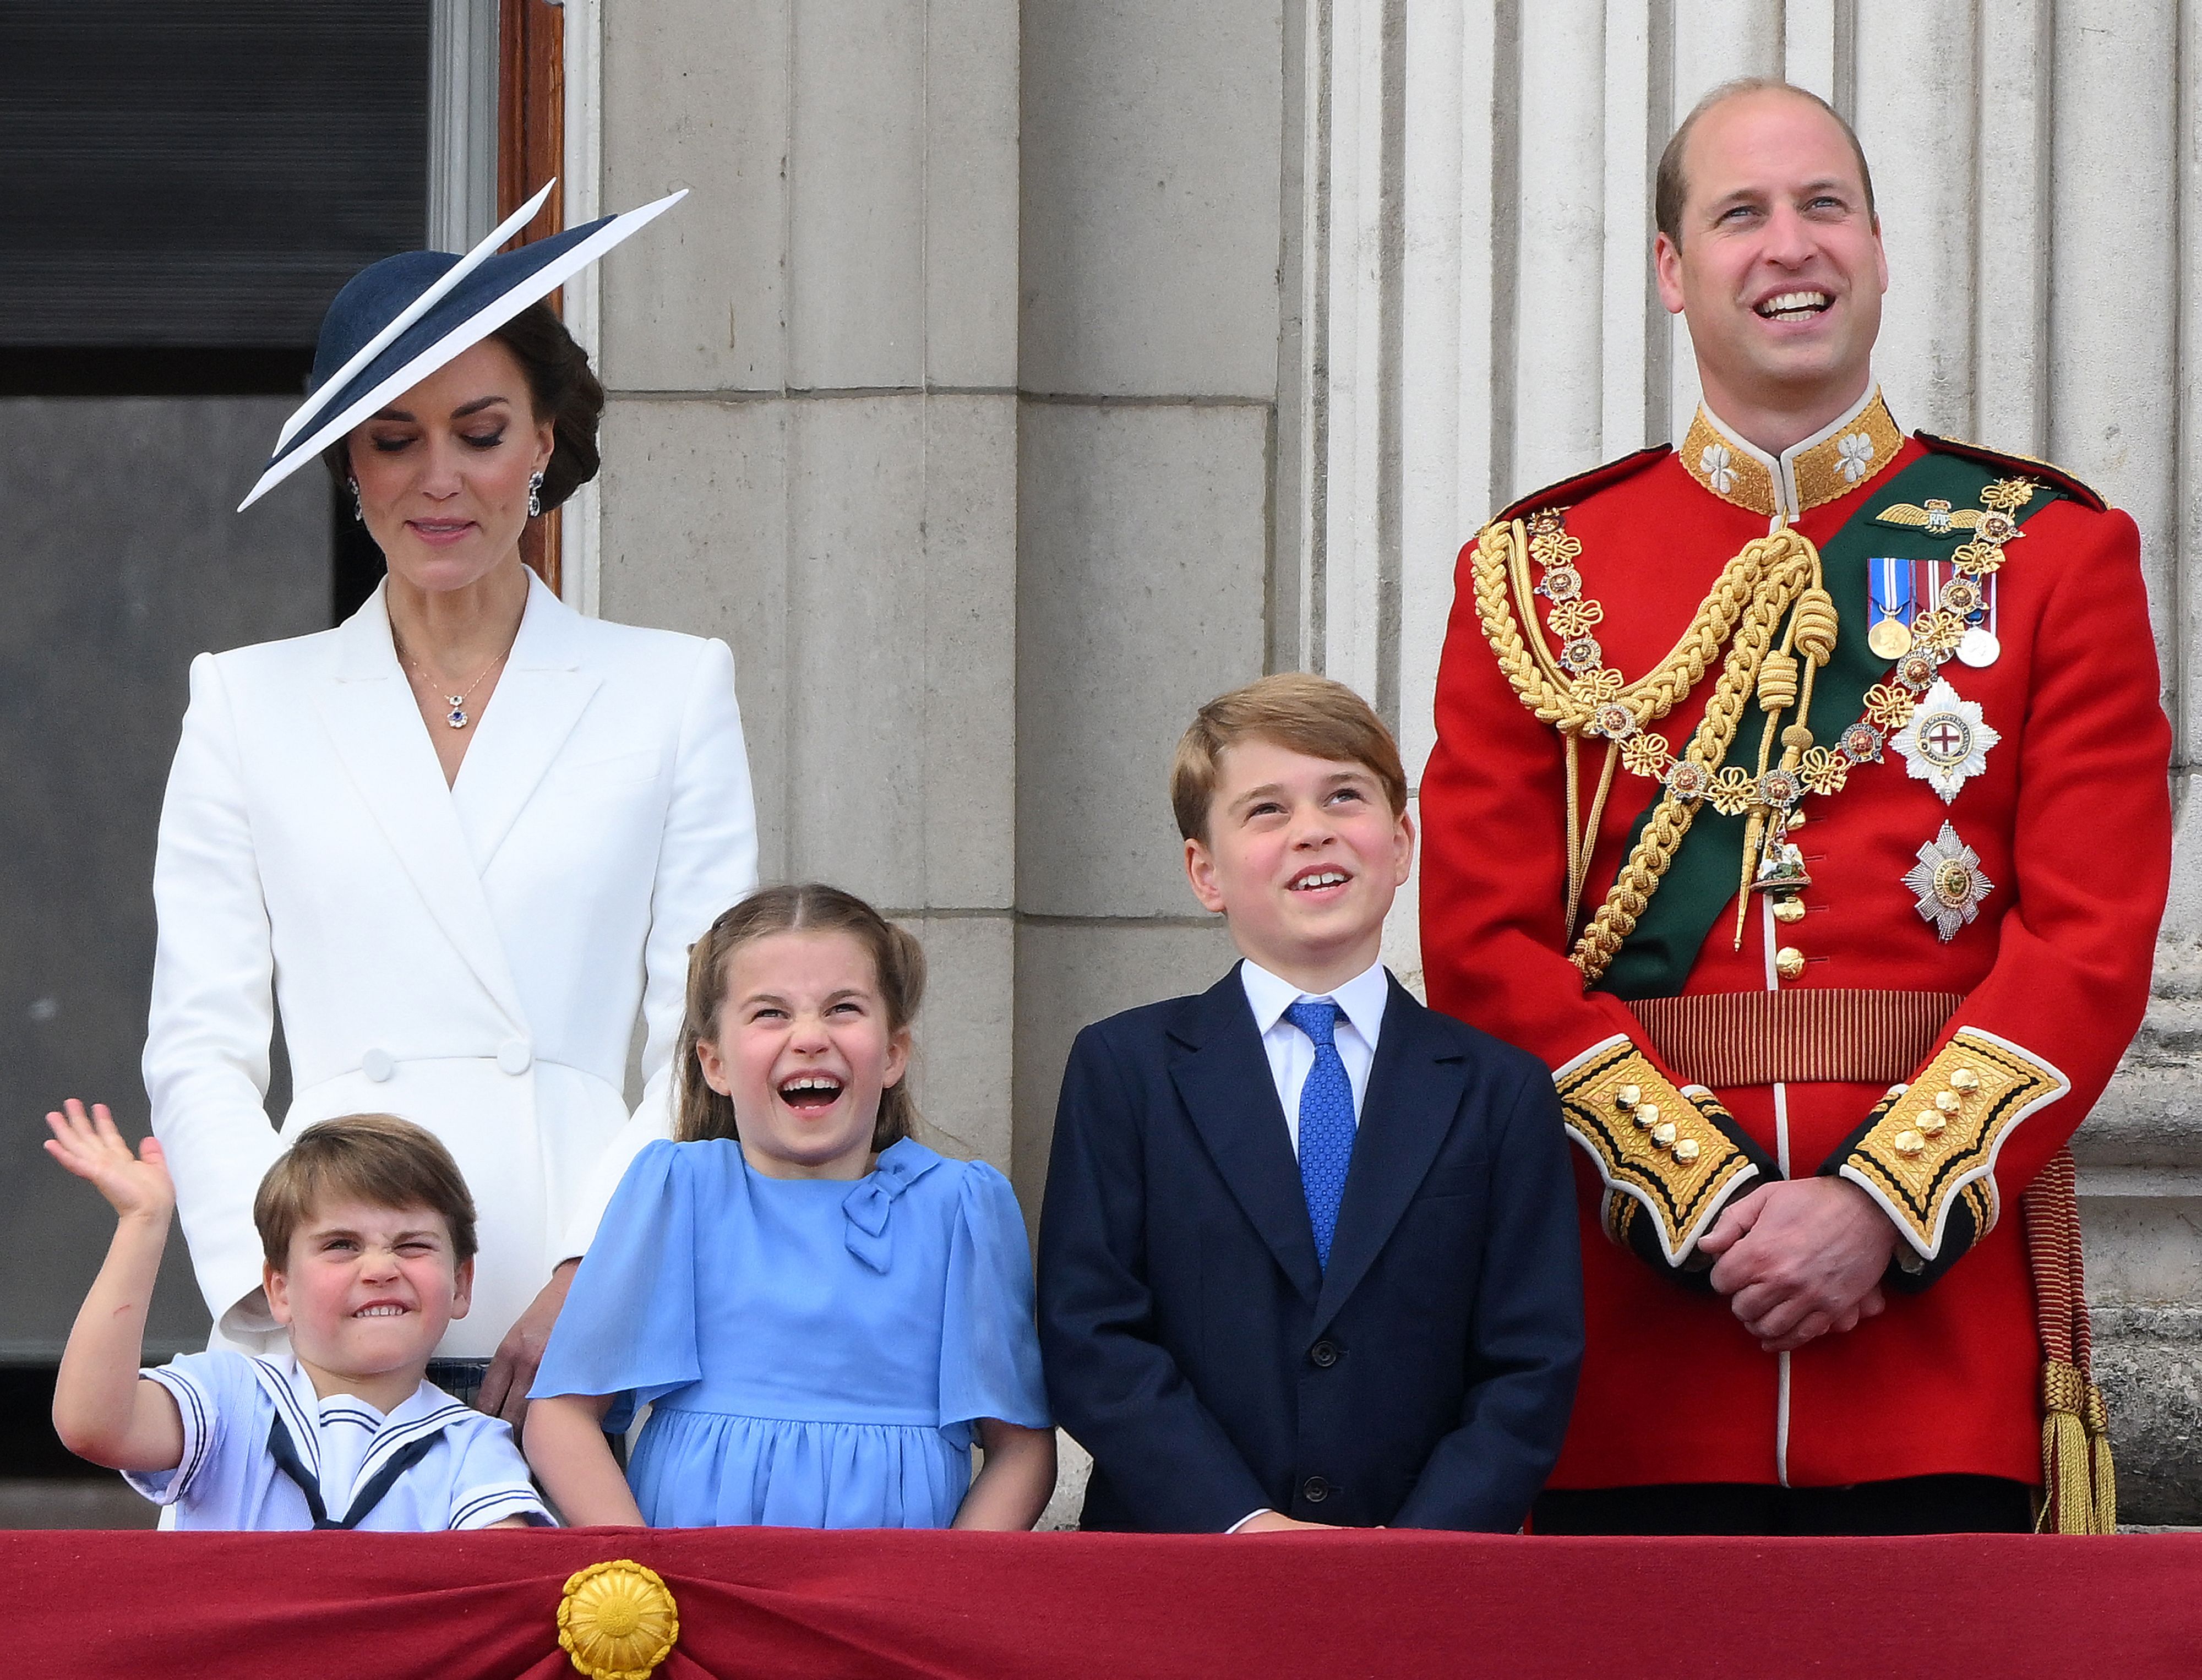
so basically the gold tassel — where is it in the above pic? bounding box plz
[2037,1360,2094,1534]
[2085,1382,2117,1535]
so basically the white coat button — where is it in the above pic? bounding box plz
[361,1049,395,1083]
[497,1038,533,1076]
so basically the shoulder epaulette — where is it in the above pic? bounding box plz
[1493,445,1672,526]
[1914,432,2106,512]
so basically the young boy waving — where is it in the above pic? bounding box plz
[45,1103,547,1530]
[1038,674,1583,1531]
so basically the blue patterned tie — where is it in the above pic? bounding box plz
[1285,997,1355,1270]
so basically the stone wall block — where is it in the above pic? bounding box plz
[602,0,791,392]
[1018,0,1285,397]
[917,395,1020,909]
[783,396,931,903]
[789,0,927,390]
[1010,918,1243,1221]
[901,912,1016,1175]
[598,396,794,881]
[779,394,1017,908]
[1016,402,1269,919]
[925,0,1021,388]
[2092,1307,2202,1525]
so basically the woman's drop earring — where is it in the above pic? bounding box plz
[347,478,364,523]
[527,470,545,519]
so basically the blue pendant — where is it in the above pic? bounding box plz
[446,705,468,729]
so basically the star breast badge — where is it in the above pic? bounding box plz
[1892,677,2001,803]
[1904,821,1994,940]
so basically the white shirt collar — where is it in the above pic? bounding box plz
[1239,956,1391,1048]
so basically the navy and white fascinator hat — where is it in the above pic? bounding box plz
[238,181,684,511]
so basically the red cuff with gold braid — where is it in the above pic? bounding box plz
[1554,1035,1775,1271]
[1832,1026,2069,1267]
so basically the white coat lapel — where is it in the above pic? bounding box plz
[450,572,605,871]
[310,586,529,1027]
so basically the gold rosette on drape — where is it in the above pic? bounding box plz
[558,1559,680,1680]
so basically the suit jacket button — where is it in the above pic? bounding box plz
[361,1049,395,1083]
[1301,1476,1331,1504]
[497,1038,533,1076]
[1309,1340,1339,1368]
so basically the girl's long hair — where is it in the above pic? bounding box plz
[675,883,926,1149]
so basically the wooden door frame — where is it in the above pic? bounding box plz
[499,0,565,593]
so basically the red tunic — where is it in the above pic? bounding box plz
[1420,411,2171,1490]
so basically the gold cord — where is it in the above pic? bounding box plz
[1471,520,1825,986]
[1573,742,1621,939]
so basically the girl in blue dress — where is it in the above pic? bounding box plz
[525,885,1055,1528]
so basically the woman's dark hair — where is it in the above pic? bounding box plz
[320,300,605,512]
[677,884,927,1152]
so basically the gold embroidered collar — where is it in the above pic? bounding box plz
[1681,385,1904,522]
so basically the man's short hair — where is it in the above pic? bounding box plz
[1171,673,1409,844]
[254,1113,479,1269]
[1655,77,1877,248]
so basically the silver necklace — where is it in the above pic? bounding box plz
[397,637,515,729]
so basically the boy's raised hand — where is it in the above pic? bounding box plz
[45,1100,174,1222]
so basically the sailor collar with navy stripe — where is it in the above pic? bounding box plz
[1680,381,1904,524]
[251,1355,471,1509]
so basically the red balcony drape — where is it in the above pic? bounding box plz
[9,1526,2200,1678]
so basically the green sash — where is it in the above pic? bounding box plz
[1594,451,2062,1001]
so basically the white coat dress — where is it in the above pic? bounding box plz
[143,570,757,1357]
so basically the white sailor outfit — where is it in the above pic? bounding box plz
[127,1351,550,1531]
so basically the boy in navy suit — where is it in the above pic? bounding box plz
[1038,674,1583,1531]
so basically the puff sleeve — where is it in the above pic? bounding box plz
[936,1163,1050,1448]
[530,1140,702,1432]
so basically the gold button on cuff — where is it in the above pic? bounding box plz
[1650,1120,1678,1148]
[1614,1083,1642,1112]
[1934,1090,1963,1113]
[1894,1129,1927,1156]
[1918,1113,1946,1136]
[1949,1067,1981,1092]
[1775,947,1807,981]
[1672,1138,1701,1163]
[1634,1102,1660,1130]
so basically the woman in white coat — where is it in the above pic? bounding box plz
[143,187,756,1420]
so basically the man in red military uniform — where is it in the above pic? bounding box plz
[1421,78,2171,1534]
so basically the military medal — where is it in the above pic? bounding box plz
[1903,821,1993,940]
[1893,677,2001,802]
[1866,557,1915,659]
[1934,564,2002,668]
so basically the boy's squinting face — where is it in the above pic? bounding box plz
[1185,738,1414,989]
[696,928,911,1182]
[266,1198,471,1383]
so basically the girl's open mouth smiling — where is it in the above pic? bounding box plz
[777,1074,845,1114]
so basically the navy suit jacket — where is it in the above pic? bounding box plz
[1037,966,1583,1532]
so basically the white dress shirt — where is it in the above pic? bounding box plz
[1226,956,1391,1536]
[1238,956,1391,1147]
